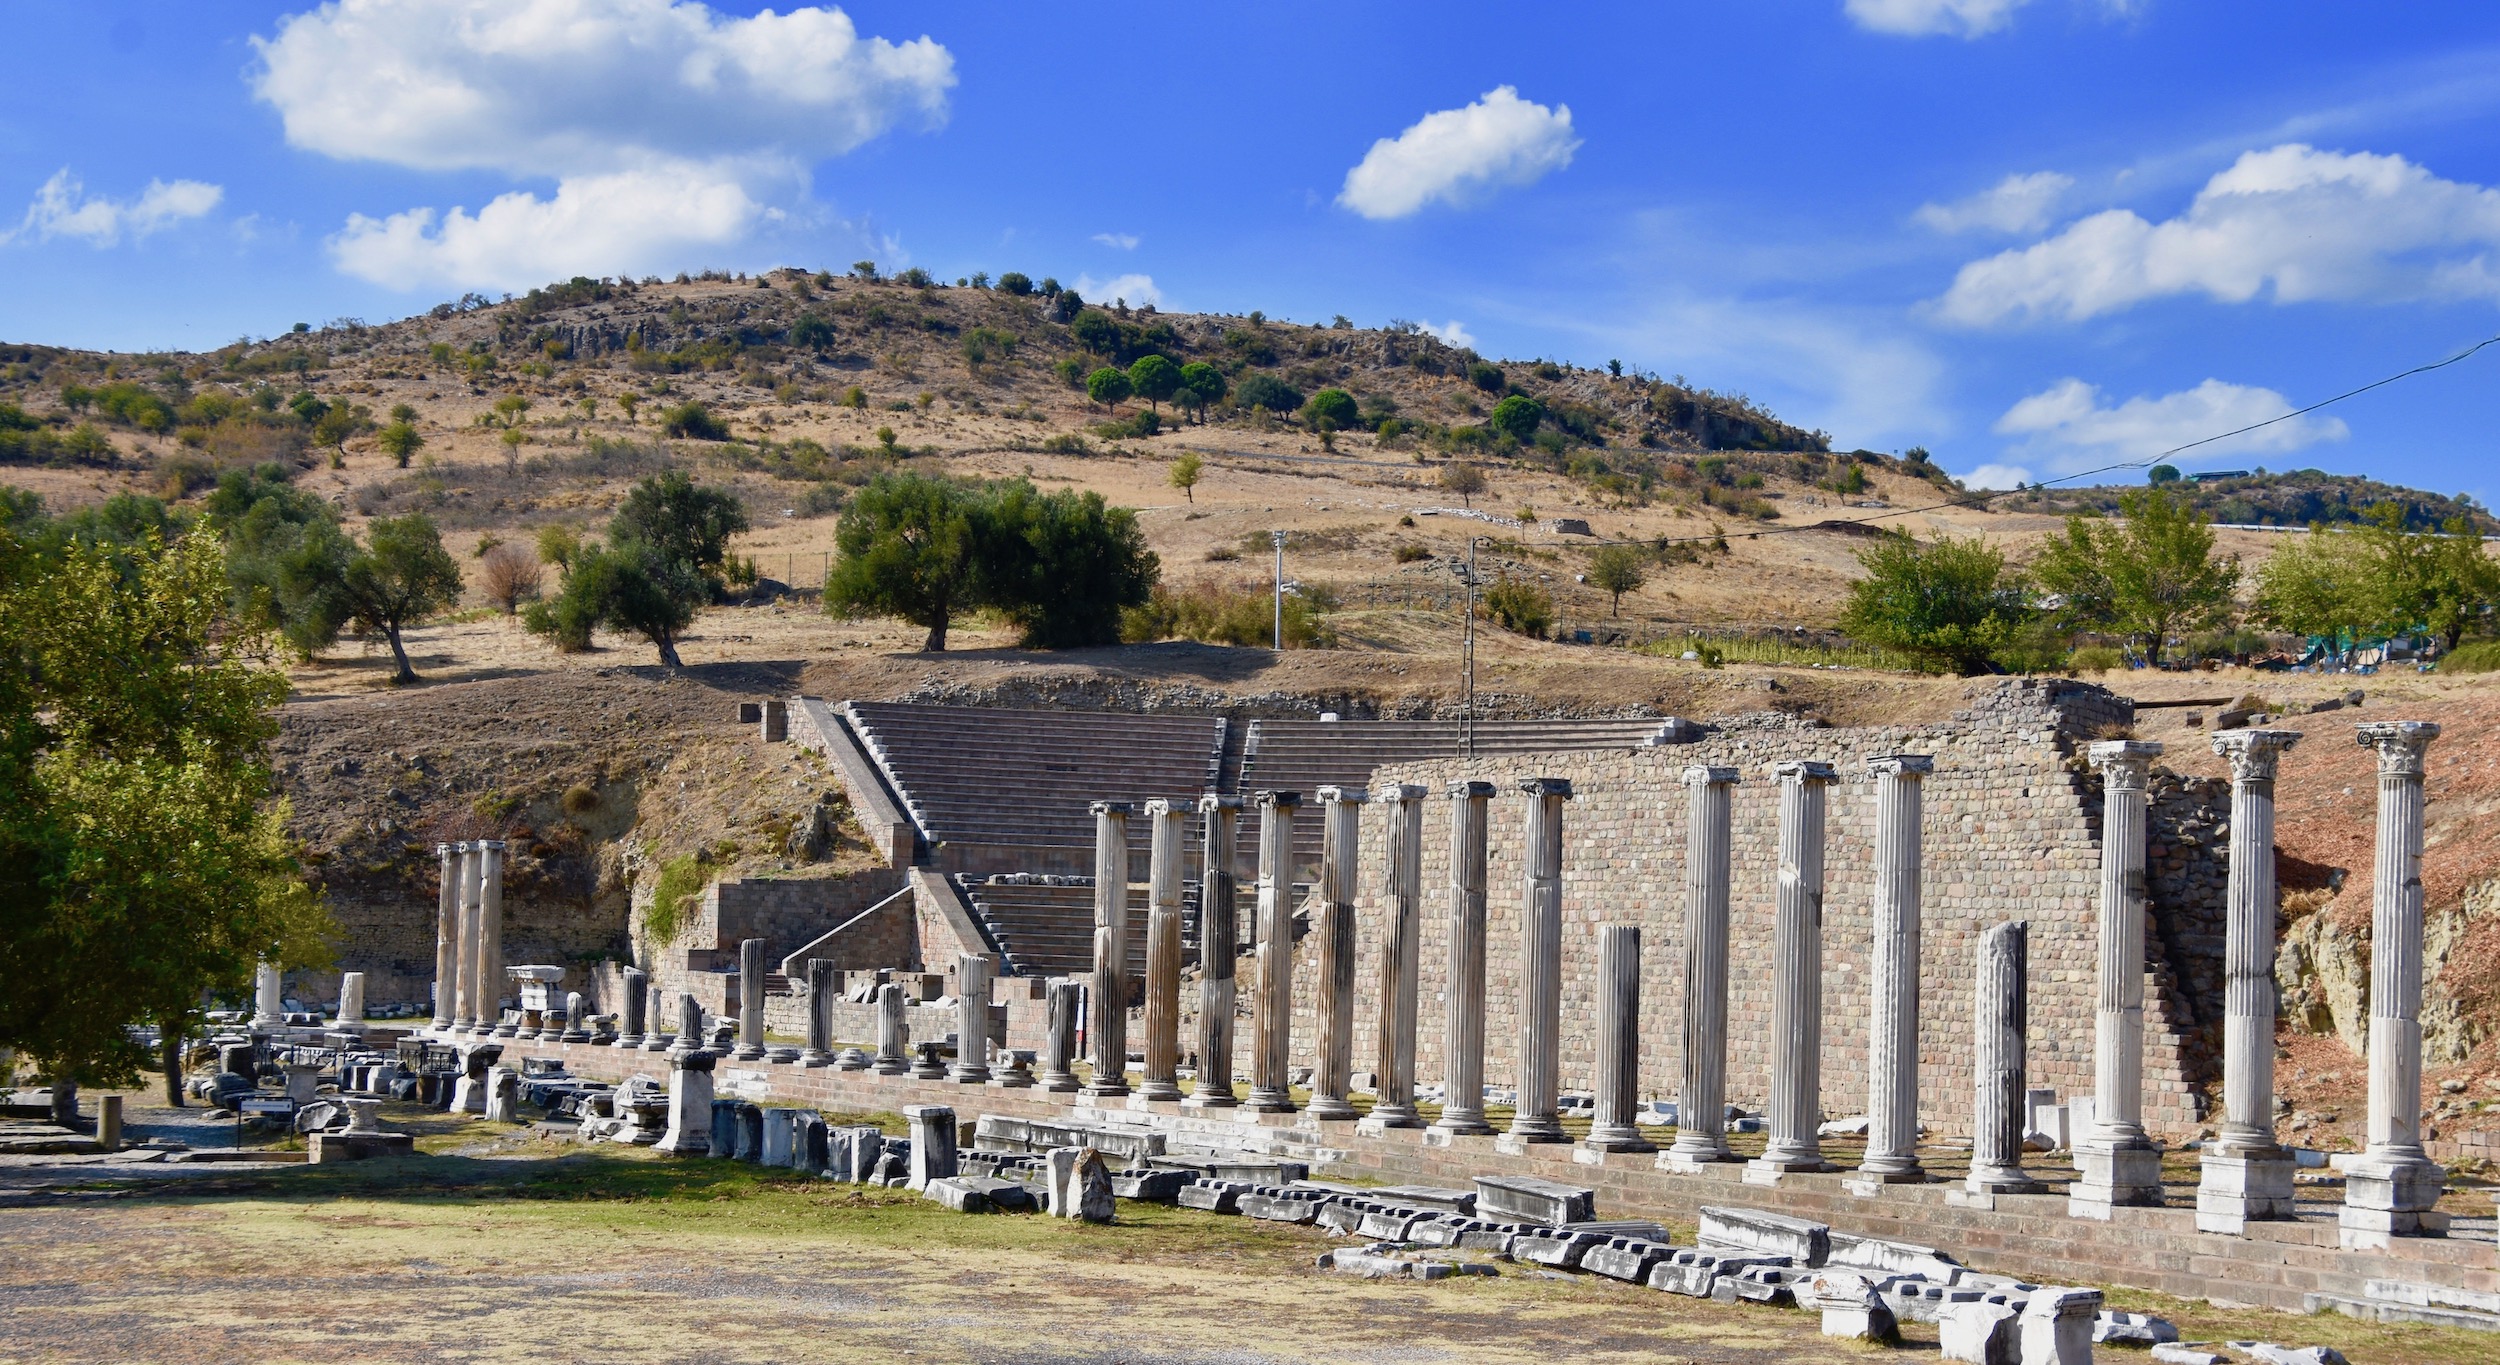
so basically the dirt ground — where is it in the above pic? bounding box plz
[0,1099,2486,1365]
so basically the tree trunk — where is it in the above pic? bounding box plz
[385,626,418,684]
[162,1025,185,1108]
[657,635,684,668]
[49,1078,77,1128]
[923,616,949,652]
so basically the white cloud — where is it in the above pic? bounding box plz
[1429,319,1476,348]
[1092,232,1139,250]
[249,0,953,289]
[1844,0,2029,38]
[1938,144,2500,325]
[1915,171,2072,234]
[332,164,764,292]
[1991,377,2348,469]
[1338,86,1580,220]
[8,169,221,246]
[1072,272,1161,308]
[1959,462,2034,490]
[1575,296,1948,449]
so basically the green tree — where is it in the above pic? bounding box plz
[376,420,424,468]
[536,524,582,572]
[1588,543,1648,616]
[661,401,730,440]
[492,393,531,428]
[1302,388,1359,432]
[1177,361,1226,424]
[312,401,372,467]
[2358,502,2500,649]
[1169,451,1203,504]
[1233,373,1302,414]
[559,543,707,667]
[204,466,354,659]
[1440,461,1486,508]
[0,525,326,1092]
[1838,529,2033,675]
[1085,366,1133,411]
[1488,393,1544,441]
[2147,464,2182,485]
[1127,354,1181,414]
[2029,486,2238,665]
[827,473,986,651]
[610,470,750,584]
[997,271,1033,296]
[986,482,1160,648]
[2251,523,2370,656]
[325,515,465,684]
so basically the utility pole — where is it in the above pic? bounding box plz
[1272,530,1287,651]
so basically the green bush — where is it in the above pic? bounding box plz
[2067,645,2126,673]
[644,853,708,944]
[2439,639,2500,674]
[1234,373,1302,413]
[1467,362,1506,393]
[1391,543,1431,564]
[1120,582,1332,649]
[1481,574,1553,638]
[660,402,730,440]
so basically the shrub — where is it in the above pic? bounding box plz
[1234,373,1302,414]
[997,271,1033,296]
[1488,394,1543,440]
[661,402,730,440]
[2067,645,2126,673]
[1481,574,1553,638]
[479,543,545,615]
[1121,581,1331,649]
[1392,543,1431,564]
[560,783,600,814]
[644,852,708,944]
[2438,639,2500,674]
[1302,388,1359,431]
[1467,362,1506,393]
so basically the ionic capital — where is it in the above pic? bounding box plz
[1867,753,1934,778]
[1142,797,1185,819]
[1445,779,1497,799]
[2356,720,2440,777]
[1253,789,1302,810]
[1772,759,1838,785]
[2088,739,2164,789]
[2211,728,2301,783]
[1196,791,1242,813]
[1374,782,1430,803]
[1316,784,1370,805]
[1681,764,1740,788]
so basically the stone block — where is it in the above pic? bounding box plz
[1581,1238,1675,1283]
[972,1115,1030,1152]
[1710,1262,1802,1307]
[758,1107,807,1167]
[1803,1271,1899,1343]
[925,1176,993,1212]
[1647,1249,1787,1298]
[1082,1125,1167,1165]
[1512,1230,1604,1268]
[1355,1209,1424,1242]
[1828,1232,1964,1282]
[1238,1189,1324,1224]
[903,1105,957,1192]
[1108,1168,1189,1202]
[2225,1348,2347,1365]
[2150,1350,2225,1365]
[1699,1205,1831,1266]
[307,1131,415,1163]
[1473,1174,1594,1226]
[2018,1288,2100,1365]
[1372,1184,1476,1214]
[827,1126,883,1182]
[1177,1179,1246,1213]
[1940,1300,2021,1364]
[2093,1311,2178,1345]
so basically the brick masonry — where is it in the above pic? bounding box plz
[492,1033,2493,1316]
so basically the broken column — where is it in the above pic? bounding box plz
[1503,777,1573,1148]
[1585,924,1651,1154]
[657,1045,717,1156]
[641,981,671,1052]
[476,840,511,1036]
[904,1104,957,1191]
[1361,783,1429,1133]
[1184,793,1242,1110]
[1664,765,1740,1170]
[432,842,460,1030]
[1308,785,1368,1121]
[1244,789,1302,1114]
[1749,760,1836,1179]
[1039,978,1083,1093]
[1081,801,1134,1099]
[873,981,910,1075]
[253,959,284,1028]
[1858,754,1931,1185]
[1138,799,1188,1102]
[1428,780,1497,1138]
[668,992,703,1057]
[733,938,767,1061]
[2072,739,2167,1219]
[2198,728,2302,1234]
[1966,920,2043,1197]
[616,967,649,1049]
[953,953,992,1083]
[332,972,366,1032]
[799,959,835,1066]
[2343,720,2445,1248]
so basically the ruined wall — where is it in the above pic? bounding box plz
[1173,679,2220,1136]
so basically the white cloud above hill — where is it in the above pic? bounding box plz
[7,170,221,247]
[1339,87,1579,220]
[1992,376,2347,468]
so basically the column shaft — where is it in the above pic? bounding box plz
[2198,728,2301,1233]
[1082,802,1134,1098]
[1585,924,1652,1153]
[734,938,767,1060]
[1139,800,1188,1101]
[872,982,910,1074]
[1429,782,1496,1136]
[2073,740,2165,1217]
[1245,791,1302,1112]
[954,953,993,1083]
[477,842,509,1035]
[1503,777,1573,1146]
[799,960,833,1064]
[619,967,649,1049]
[1665,767,1739,1167]
[453,843,481,1031]
[432,844,459,1029]
[1860,755,1932,1182]
[1362,784,1428,1131]
[1307,786,1368,1120]
[2344,721,2444,1245]
[1967,919,2043,1194]
[1040,978,1083,1092]
[1184,795,1242,1109]
[1751,761,1836,1177]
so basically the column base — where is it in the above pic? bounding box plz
[989,1072,1035,1090]
[449,1079,487,1114]
[1842,1167,1926,1197]
[1039,1075,1082,1093]
[951,1067,991,1085]
[872,1060,911,1076]
[1745,1144,1832,1182]
[640,1037,673,1053]
[1495,1130,1569,1155]
[2068,1143,2165,1219]
[1657,1142,1737,1172]
[615,1035,646,1051]
[798,1049,832,1068]
[1357,1105,1422,1134]
[1963,1164,2045,1196]
[1134,1082,1185,1103]
[1305,1096,1360,1122]
[1241,1087,1296,1114]
[2195,1150,2296,1234]
[731,1046,766,1062]
[1852,1156,1926,1183]
[1424,1115,1494,1143]
[1180,1088,1238,1111]
[2338,1152,2446,1249]
[1078,1082,1130,1099]
[1581,1126,1655,1155]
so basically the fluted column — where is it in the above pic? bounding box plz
[1040,978,1083,1092]
[872,981,910,1075]
[641,982,671,1051]
[1858,754,1932,1185]
[253,959,285,1027]
[2072,739,2166,1218]
[2198,728,2302,1234]
[618,967,649,1049]
[733,938,767,1059]
[954,952,993,1083]
[1749,760,1835,1179]
[1428,781,1497,1138]
[1308,785,1368,1121]
[450,842,479,1031]
[1360,783,1429,1133]
[669,991,705,1059]
[1585,924,1652,1153]
[432,843,459,1030]
[478,841,511,1036]
[1502,777,1573,1149]
[1664,766,1740,1170]
[2343,721,2444,1248]
[798,960,834,1065]
[1184,794,1242,1110]
[1138,799,1188,1102]
[1965,920,2043,1196]
[1245,790,1303,1113]
[1082,801,1134,1098]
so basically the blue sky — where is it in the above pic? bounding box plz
[5,2,2499,500]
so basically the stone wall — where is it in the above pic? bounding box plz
[1171,681,2222,1136]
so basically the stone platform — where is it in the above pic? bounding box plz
[483,1034,2491,1320]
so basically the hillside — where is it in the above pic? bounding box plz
[2020,467,2493,533]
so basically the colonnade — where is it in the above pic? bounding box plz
[429,839,510,1036]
